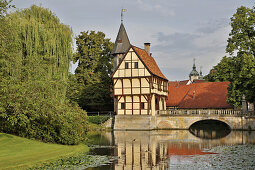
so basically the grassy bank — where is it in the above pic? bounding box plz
[0,133,89,169]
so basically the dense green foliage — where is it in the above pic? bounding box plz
[204,56,235,82]
[0,0,14,17]
[205,6,255,107]
[87,115,110,125]
[73,31,114,111]
[0,5,88,145]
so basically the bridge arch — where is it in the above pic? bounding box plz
[187,118,232,130]
[189,119,231,139]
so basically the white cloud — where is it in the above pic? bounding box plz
[136,0,175,17]
[194,26,230,49]
[137,0,143,4]
[151,18,233,80]
[11,0,254,80]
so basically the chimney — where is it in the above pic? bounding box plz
[144,43,151,56]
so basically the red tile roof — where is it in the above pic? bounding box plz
[132,46,167,80]
[179,80,190,85]
[193,79,206,83]
[169,80,205,87]
[167,84,191,106]
[167,81,233,109]
[168,81,179,87]
[169,80,190,86]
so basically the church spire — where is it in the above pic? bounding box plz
[121,9,126,23]
[112,11,131,70]
[112,22,131,55]
[199,66,204,80]
[193,58,196,70]
[189,58,199,82]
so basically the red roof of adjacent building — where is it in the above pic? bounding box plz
[169,79,206,87]
[168,81,179,87]
[167,81,233,109]
[179,80,190,85]
[132,46,167,80]
[167,84,191,106]
[193,79,206,83]
[167,144,216,156]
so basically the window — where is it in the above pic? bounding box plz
[141,102,145,109]
[134,62,138,69]
[121,103,125,109]
[125,62,129,69]
[158,82,161,90]
[163,82,167,91]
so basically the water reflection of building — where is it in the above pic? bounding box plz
[111,130,255,169]
[114,131,169,170]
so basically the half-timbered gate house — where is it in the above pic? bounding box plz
[112,23,168,116]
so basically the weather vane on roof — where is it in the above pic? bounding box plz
[121,8,127,23]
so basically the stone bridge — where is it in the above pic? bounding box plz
[114,110,255,130]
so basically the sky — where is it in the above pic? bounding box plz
[11,0,254,81]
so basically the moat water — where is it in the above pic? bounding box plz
[87,128,255,170]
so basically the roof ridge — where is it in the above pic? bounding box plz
[132,46,168,80]
[131,45,143,50]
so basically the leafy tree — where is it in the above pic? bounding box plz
[226,6,255,106]
[66,73,81,105]
[204,56,235,82]
[0,0,14,17]
[205,6,255,107]
[0,5,88,145]
[74,31,114,111]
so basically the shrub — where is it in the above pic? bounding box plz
[87,116,110,125]
[0,81,88,145]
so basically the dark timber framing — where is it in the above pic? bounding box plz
[112,47,168,116]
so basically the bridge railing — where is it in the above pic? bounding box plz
[157,109,247,116]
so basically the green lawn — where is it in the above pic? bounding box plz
[0,133,89,169]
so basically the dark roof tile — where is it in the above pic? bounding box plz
[112,23,131,54]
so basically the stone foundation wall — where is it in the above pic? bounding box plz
[114,115,157,130]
